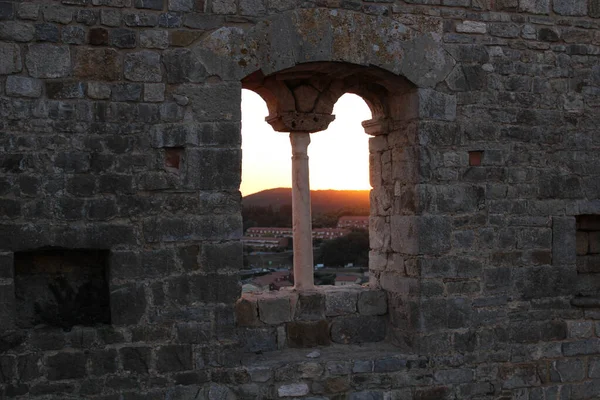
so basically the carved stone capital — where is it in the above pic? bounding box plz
[362,118,392,136]
[266,112,336,133]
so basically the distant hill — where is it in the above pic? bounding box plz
[242,188,370,215]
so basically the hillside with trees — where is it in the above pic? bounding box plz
[242,188,370,230]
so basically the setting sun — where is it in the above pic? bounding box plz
[240,90,373,196]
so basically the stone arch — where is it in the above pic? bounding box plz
[190,8,455,88]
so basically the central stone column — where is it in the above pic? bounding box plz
[290,132,313,290]
[265,111,336,291]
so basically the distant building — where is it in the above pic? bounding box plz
[251,271,293,291]
[245,227,349,240]
[312,228,350,240]
[242,236,289,249]
[246,227,292,238]
[334,275,360,286]
[337,216,369,230]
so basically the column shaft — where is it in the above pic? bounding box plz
[289,132,314,290]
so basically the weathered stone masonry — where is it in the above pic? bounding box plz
[0,0,600,399]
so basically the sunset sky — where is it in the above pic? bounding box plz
[240,90,373,196]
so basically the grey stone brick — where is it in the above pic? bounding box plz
[135,0,163,9]
[16,3,38,20]
[46,353,87,380]
[124,51,162,82]
[258,295,291,324]
[330,315,386,344]
[562,339,600,356]
[123,12,159,27]
[46,81,85,99]
[76,9,99,25]
[295,292,325,321]
[358,290,387,316]
[0,21,35,42]
[112,83,143,102]
[88,82,112,100]
[140,30,169,49]
[418,89,457,121]
[550,358,586,382]
[0,43,21,75]
[434,368,474,384]
[212,0,236,13]
[42,6,73,24]
[519,0,550,13]
[110,284,147,325]
[325,289,358,316]
[34,23,59,42]
[240,0,266,15]
[6,76,42,98]
[120,347,151,373]
[163,48,207,83]
[100,9,121,26]
[25,44,71,78]
[553,0,587,16]
[62,26,86,44]
[240,327,277,352]
[169,0,200,11]
[591,0,600,17]
[156,345,193,373]
[110,28,137,48]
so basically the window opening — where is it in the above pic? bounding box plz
[14,249,111,329]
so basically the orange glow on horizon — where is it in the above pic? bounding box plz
[241,90,372,197]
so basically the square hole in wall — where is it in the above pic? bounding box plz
[576,215,600,274]
[14,249,111,329]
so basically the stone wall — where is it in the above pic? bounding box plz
[0,0,599,398]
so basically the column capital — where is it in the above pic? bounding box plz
[266,112,335,134]
[362,117,393,136]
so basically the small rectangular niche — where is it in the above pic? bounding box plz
[576,215,600,274]
[14,249,110,329]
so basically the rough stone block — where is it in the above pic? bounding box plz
[200,241,242,273]
[562,339,600,356]
[553,0,587,15]
[0,43,21,75]
[295,292,325,321]
[0,21,35,42]
[240,327,277,352]
[184,148,241,190]
[124,51,162,82]
[46,353,87,380]
[519,0,550,13]
[235,297,260,327]
[34,23,59,42]
[358,290,387,316]
[287,320,330,348]
[110,284,147,325]
[240,0,266,15]
[17,3,38,20]
[418,89,456,121]
[62,26,85,44]
[25,44,70,78]
[258,295,291,325]
[74,48,121,81]
[553,217,576,265]
[391,215,452,255]
[330,315,386,344]
[135,0,163,9]
[120,347,152,373]
[5,76,42,98]
[163,48,207,83]
[156,345,193,373]
[123,12,159,27]
[110,28,136,48]
[140,30,169,49]
[278,383,309,398]
[46,81,85,99]
[325,289,358,316]
[89,350,118,376]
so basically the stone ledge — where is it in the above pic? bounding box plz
[571,296,600,308]
[235,286,388,350]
